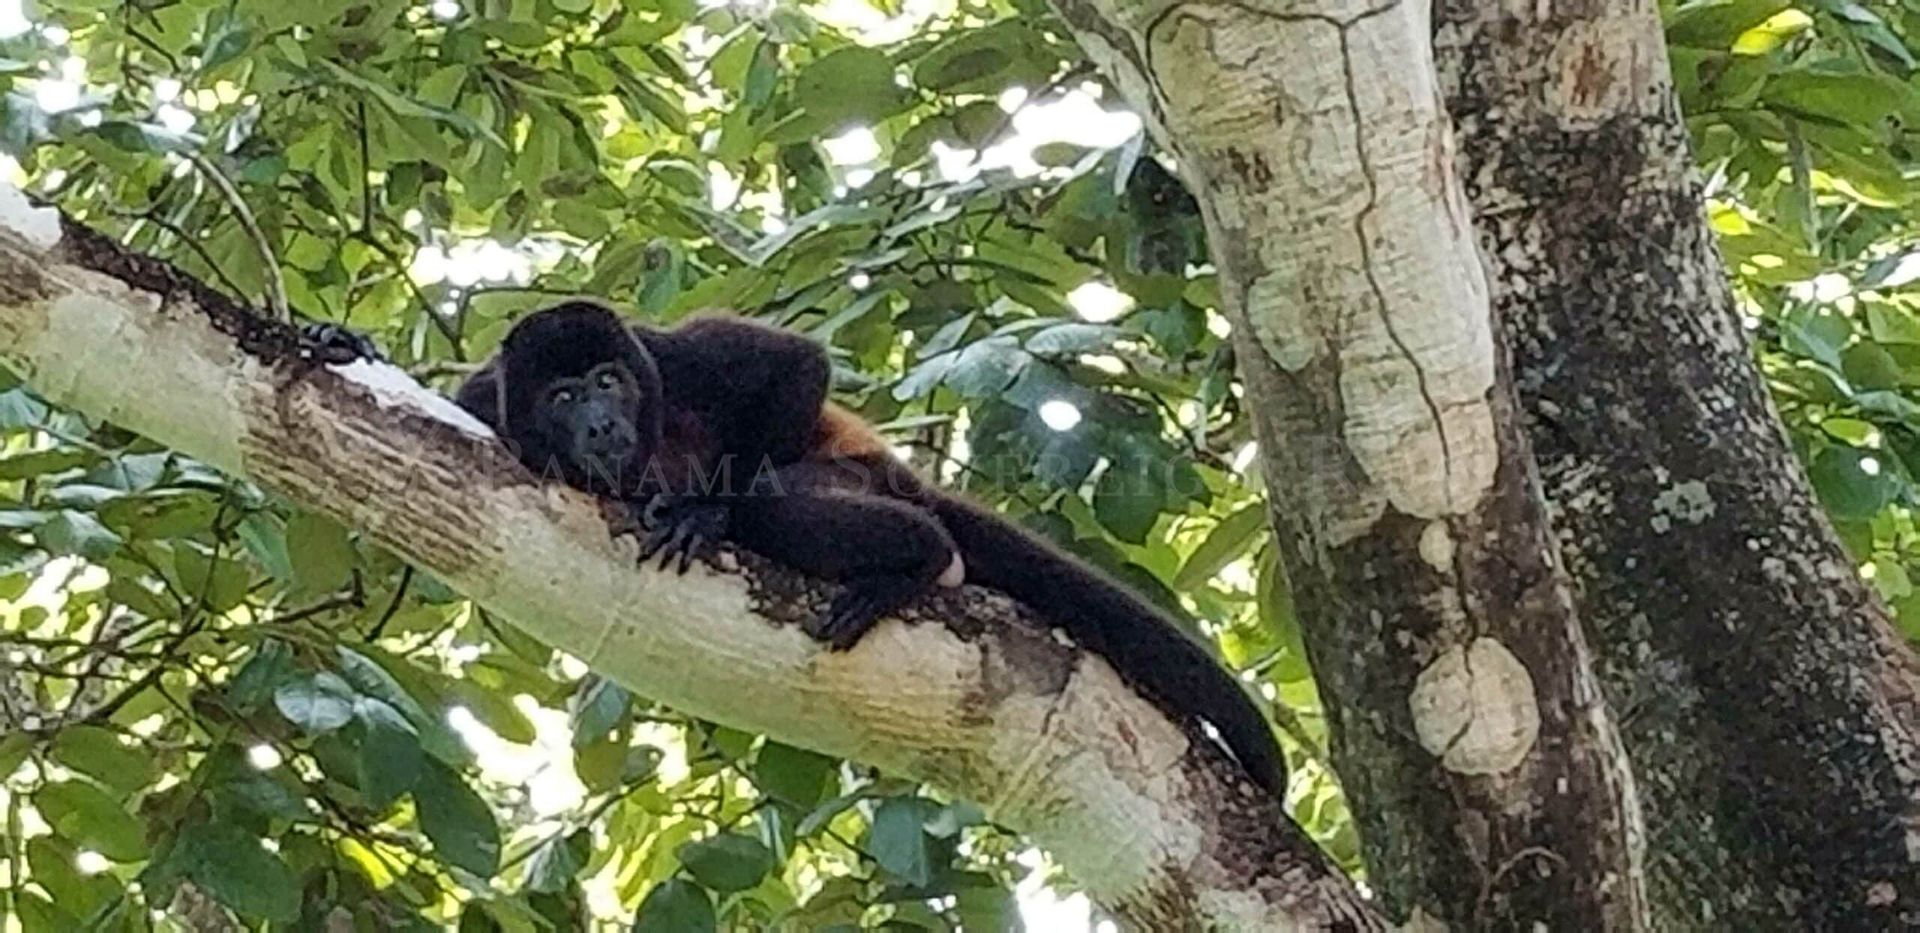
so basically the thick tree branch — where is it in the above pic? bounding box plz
[0,189,1380,930]
[1047,0,1648,926]
[1434,0,1920,924]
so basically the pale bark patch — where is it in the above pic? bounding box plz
[0,184,61,249]
[1410,637,1542,774]
[1650,479,1715,533]
[1420,521,1456,572]
[1140,3,1501,539]
[331,359,495,437]
[1547,14,1665,123]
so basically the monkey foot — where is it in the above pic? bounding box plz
[807,575,926,651]
[298,322,383,365]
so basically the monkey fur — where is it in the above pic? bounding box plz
[308,303,1287,798]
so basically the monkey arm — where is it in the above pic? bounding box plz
[725,460,960,649]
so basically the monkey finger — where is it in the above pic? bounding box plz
[676,535,701,575]
[642,495,670,529]
[653,529,686,571]
[818,596,879,650]
[639,525,675,562]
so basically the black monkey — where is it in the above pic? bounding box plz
[428,301,1288,799]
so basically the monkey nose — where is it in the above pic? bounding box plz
[583,422,636,461]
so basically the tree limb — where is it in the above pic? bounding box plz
[0,189,1380,930]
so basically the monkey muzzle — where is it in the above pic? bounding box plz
[571,400,639,483]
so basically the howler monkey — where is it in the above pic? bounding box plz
[311,303,1287,797]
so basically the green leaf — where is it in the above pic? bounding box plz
[449,675,540,745]
[944,336,1028,397]
[0,732,32,779]
[525,829,591,893]
[796,789,871,837]
[316,59,505,148]
[912,22,1052,95]
[1093,462,1163,544]
[228,639,295,713]
[336,646,432,724]
[754,742,836,808]
[1780,310,1849,372]
[202,22,255,71]
[632,879,716,933]
[570,677,631,747]
[0,388,48,429]
[1666,0,1790,47]
[417,758,502,878]
[238,513,294,582]
[796,47,909,125]
[1843,342,1904,390]
[868,797,938,887]
[1808,446,1899,520]
[356,697,424,810]
[286,511,356,595]
[274,671,358,733]
[1174,503,1268,590]
[50,726,154,793]
[203,745,310,822]
[1867,304,1920,345]
[675,832,775,892]
[173,547,250,613]
[0,537,45,581]
[1764,70,1910,125]
[34,779,150,862]
[25,836,118,919]
[0,448,90,480]
[12,890,70,931]
[173,822,302,923]
[35,511,122,560]
[1025,322,1124,356]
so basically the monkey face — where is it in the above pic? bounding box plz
[495,302,667,496]
[532,361,644,485]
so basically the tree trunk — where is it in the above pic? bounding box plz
[1049,0,1649,926]
[1434,0,1920,925]
[0,195,1381,930]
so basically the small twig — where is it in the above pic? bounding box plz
[352,231,466,360]
[81,620,204,725]
[407,360,486,381]
[453,284,582,323]
[356,101,374,234]
[367,566,414,640]
[115,207,251,301]
[182,150,289,322]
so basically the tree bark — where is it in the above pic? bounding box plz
[1049,0,1649,926]
[0,195,1381,930]
[1434,0,1920,925]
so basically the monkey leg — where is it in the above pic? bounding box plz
[727,463,960,650]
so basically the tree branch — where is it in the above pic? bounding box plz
[0,189,1379,930]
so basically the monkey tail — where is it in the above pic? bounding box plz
[926,494,1289,802]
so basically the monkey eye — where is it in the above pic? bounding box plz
[594,370,620,390]
[551,388,575,406]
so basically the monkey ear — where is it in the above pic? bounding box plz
[492,356,511,431]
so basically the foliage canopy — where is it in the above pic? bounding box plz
[0,0,1917,927]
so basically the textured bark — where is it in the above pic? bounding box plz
[1435,0,1920,925]
[1048,0,1648,926]
[0,199,1382,930]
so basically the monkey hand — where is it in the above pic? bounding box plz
[298,322,384,365]
[637,495,728,574]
